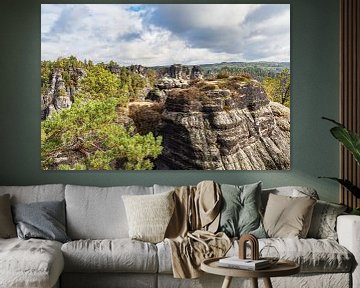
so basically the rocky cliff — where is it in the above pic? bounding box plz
[153,77,290,170]
[41,67,85,119]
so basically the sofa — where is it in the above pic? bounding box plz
[0,183,359,288]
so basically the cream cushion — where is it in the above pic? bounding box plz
[263,193,316,238]
[122,191,175,243]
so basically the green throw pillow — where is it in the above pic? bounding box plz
[218,182,266,238]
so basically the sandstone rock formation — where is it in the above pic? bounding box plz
[155,77,189,90]
[169,64,190,79]
[41,68,85,119]
[128,64,147,76]
[154,78,290,170]
[145,88,167,102]
[190,65,203,80]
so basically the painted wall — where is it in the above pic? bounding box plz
[0,0,340,202]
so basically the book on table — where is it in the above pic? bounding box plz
[218,257,271,270]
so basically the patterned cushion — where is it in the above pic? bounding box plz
[307,200,347,240]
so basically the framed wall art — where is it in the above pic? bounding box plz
[41,4,290,170]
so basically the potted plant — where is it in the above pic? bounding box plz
[320,117,360,215]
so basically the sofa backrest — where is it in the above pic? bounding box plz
[0,184,65,204]
[65,184,153,240]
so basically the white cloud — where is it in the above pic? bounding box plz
[41,4,290,65]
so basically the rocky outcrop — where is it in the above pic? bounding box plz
[41,68,85,119]
[128,64,147,76]
[155,79,290,170]
[169,64,190,79]
[155,77,189,90]
[128,102,164,135]
[145,88,167,102]
[190,65,203,80]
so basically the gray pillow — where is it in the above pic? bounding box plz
[307,200,347,240]
[218,182,266,238]
[0,194,16,238]
[12,200,70,243]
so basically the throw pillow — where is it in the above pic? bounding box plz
[263,193,316,238]
[218,182,266,238]
[122,191,175,243]
[307,200,347,240]
[12,200,70,243]
[0,194,17,238]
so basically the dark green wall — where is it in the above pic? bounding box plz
[0,0,340,203]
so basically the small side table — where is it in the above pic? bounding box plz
[201,257,300,288]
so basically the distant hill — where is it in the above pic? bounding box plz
[151,61,290,81]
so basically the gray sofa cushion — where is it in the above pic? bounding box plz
[157,238,353,274]
[0,185,65,204]
[61,239,158,273]
[0,238,64,288]
[65,185,153,239]
[229,238,353,273]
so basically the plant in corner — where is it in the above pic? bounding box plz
[320,117,360,215]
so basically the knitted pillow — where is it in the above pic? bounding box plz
[122,191,175,243]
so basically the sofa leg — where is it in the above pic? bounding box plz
[251,278,258,288]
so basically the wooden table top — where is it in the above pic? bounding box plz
[201,257,300,278]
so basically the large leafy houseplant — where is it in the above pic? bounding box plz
[320,117,360,214]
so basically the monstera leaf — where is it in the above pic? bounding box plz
[320,117,360,201]
[322,117,360,165]
[318,177,360,199]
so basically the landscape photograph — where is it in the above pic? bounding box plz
[41,4,291,170]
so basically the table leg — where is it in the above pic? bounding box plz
[263,277,273,288]
[251,278,258,288]
[221,276,233,288]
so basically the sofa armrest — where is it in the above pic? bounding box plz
[337,215,360,288]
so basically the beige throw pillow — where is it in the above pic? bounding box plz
[0,194,17,238]
[122,191,175,243]
[263,193,316,238]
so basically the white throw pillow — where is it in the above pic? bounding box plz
[122,191,175,243]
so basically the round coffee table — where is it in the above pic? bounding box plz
[201,257,300,288]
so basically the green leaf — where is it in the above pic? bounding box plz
[330,127,360,165]
[318,177,360,198]
[322,117,360,165]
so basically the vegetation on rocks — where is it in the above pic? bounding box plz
[41,57,290,170]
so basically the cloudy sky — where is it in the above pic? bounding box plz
[41,4,290,66]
